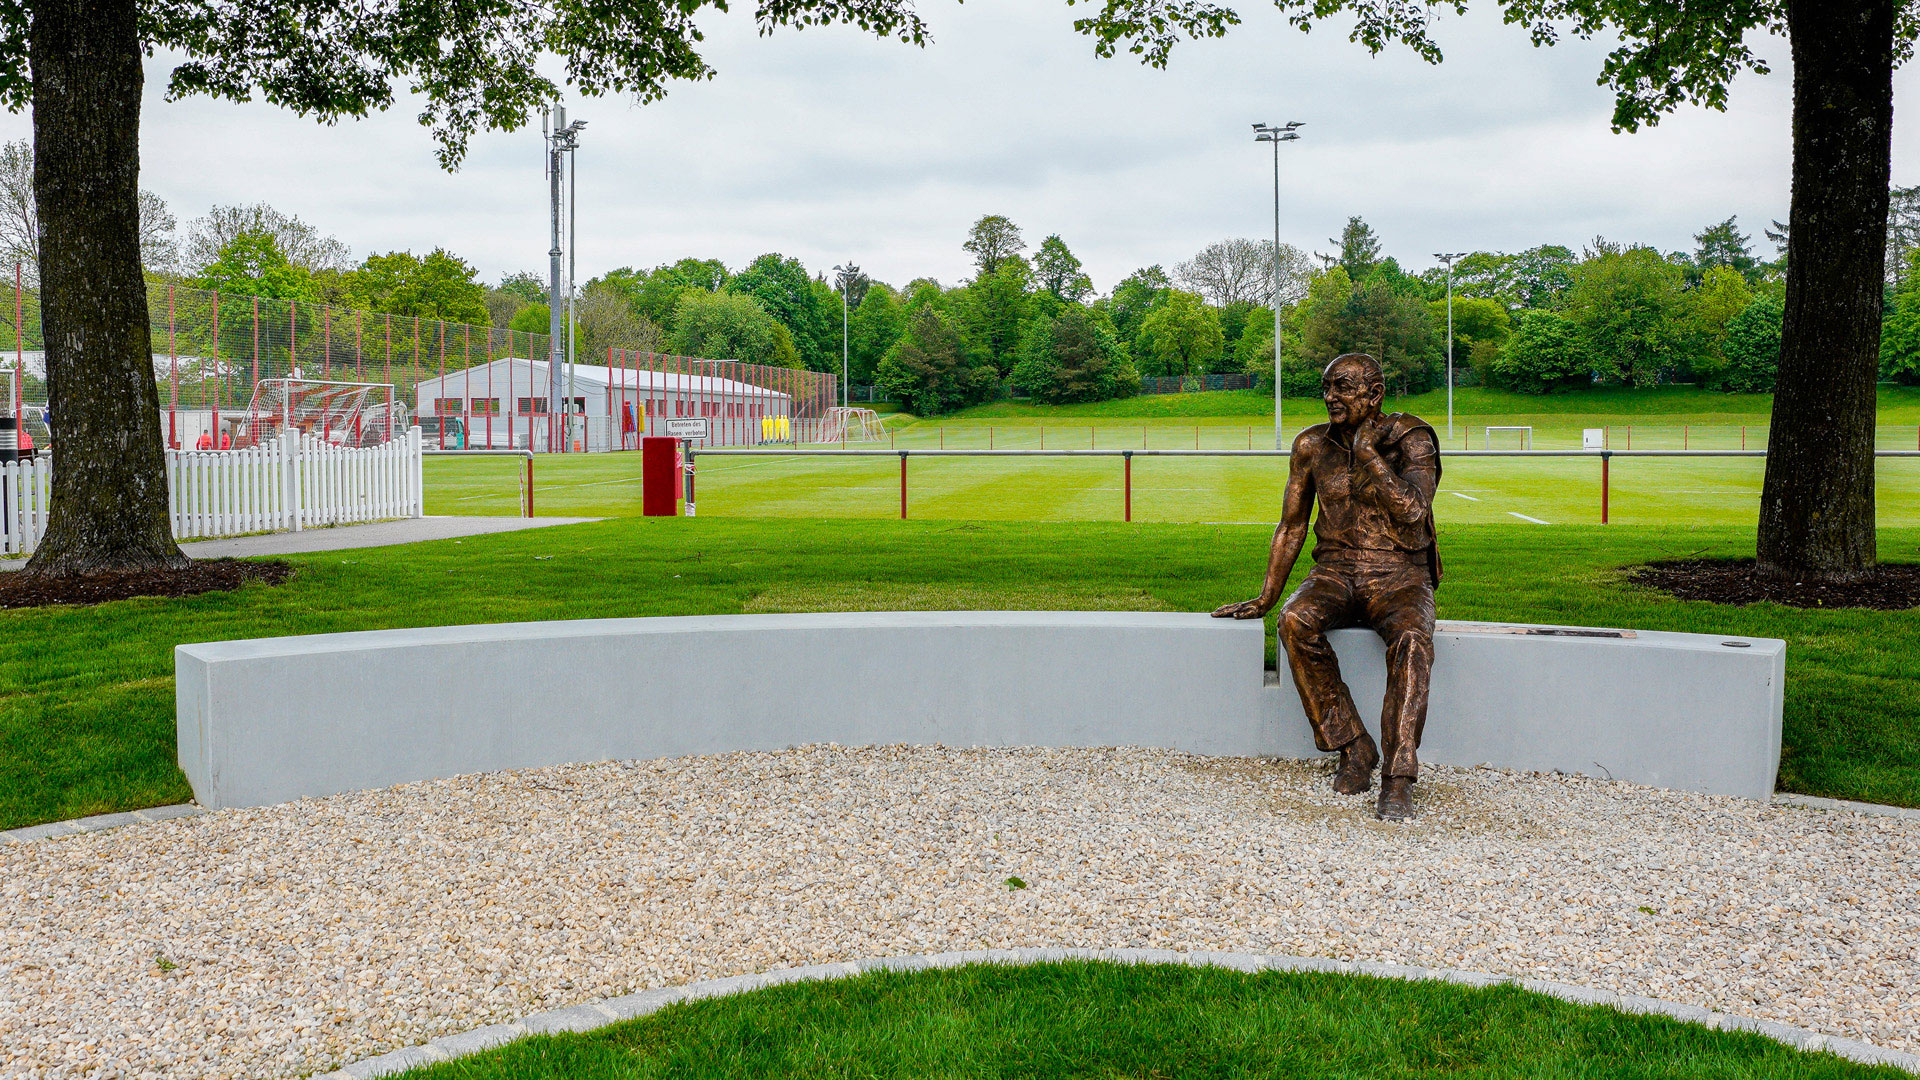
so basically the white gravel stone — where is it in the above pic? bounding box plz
[1,745,1916,1079]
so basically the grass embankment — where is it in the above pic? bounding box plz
[941,385,1920,422]
[391,962,1905,1080]
[3,518,1917,830]
[910,387,1920,451]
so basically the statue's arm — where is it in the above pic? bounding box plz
[1357,427,1438,526]
[1213,437,1315,619]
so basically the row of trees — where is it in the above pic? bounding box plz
[0,142,512,342]
[65,191,1889,417]
[486,209,1834,418]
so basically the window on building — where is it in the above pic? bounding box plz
[432,398,462,415]
[469,399,501,415]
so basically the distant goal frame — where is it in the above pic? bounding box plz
[1484,425,1533,450]
[818,406,887,444]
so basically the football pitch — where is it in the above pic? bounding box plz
[425,425,1920,527]
[425,388,1920,525]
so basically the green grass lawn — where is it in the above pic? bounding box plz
[389,961,1905,1080]
[4,518,1918,830]
[427,451,1920,527]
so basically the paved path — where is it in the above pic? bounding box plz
[1,515,602,569]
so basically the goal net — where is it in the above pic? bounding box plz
[241,379,400,448]
[1484,425,1533,450]
[817,406,886,443]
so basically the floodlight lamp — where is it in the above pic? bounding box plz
[1279,132,1300,141]
[1283,121,1305,131]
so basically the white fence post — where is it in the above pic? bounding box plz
[284,430,303,533]
[410,426,424,517]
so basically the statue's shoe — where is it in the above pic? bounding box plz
[1377,776,1414,821]
[1331,736,1378,795]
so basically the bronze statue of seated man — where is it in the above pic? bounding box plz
[1214,353,1442,821]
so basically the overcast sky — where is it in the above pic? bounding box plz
[7,3,1920,293]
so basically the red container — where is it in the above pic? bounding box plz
[642,436,679,516]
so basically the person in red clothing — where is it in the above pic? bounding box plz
[196,430,214,450]
[218,430,232,450]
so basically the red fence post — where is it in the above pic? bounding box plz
[165,283,176,448]
[525,455,534,517]
[210,291,220,445]
[1124,451,1133,522]
[899,451,908,519]
[12,262,20,423]
[1601,451,1611,525]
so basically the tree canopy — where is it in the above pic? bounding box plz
[343,248,490,324]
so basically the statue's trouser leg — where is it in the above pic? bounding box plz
[1279,568,1366,753]
[1357,565,1436,779]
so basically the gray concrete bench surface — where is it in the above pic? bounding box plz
[176,612,1784,810]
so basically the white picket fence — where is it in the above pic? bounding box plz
[2,427,424,556]
[1,455,49,556]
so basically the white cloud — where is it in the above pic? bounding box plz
[2,2,1913,292]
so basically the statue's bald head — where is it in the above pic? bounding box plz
[1325,353,1384,390]
[1320,352,1386,428]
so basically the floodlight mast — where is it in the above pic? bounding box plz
[544,107,586,449]
[1433,251,1467,439]
[834,263,860,408]
[1253,121,1302,450]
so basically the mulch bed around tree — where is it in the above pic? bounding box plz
[1628,558,1920,610]
[0,559,294,609]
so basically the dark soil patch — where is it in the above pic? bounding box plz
[0,559,294,609]
[1628,558,1920,610]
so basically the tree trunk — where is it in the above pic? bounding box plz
[1758,0,1895,582]
[19,0,184,576]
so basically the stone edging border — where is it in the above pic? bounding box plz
[7,789,1919,846]
[1773,793,1920,821]
[306,948,1919,1079]
[0,803,205,843]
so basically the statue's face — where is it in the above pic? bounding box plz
[1321,362,1383,427]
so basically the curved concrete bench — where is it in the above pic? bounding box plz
[176,612,1783,810]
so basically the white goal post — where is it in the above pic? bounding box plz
[1485,425,1533,450]
[817,406,887,443]
[242,378,404,449]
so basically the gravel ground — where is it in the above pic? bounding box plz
[2,745,1916,1079]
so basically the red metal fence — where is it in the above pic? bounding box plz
[0,272,838,452]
